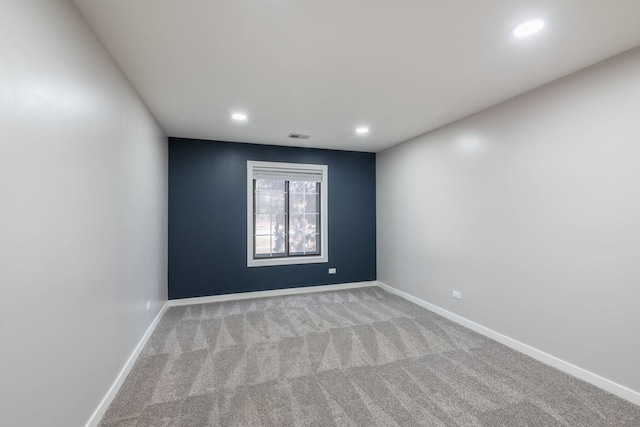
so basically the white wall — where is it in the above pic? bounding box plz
[377,47,640,396]
[0,2,167,426]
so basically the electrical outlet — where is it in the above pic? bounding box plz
[328,268,337,274]
[452,291,462,300]
[146,301,151,311]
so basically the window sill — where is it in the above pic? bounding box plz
[247,254,328,268]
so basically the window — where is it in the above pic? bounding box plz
[247,161,328,267]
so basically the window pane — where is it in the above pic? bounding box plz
[255,179,285,215]
[254,179,287,257]
[256,216,286,255]
[256,192,284,214]
[304,214,318,234]
[289,181,306,193]
[255,235,286,257]
[290,213,318,234]
[289,211,319,254]
[289,182,319,215]
[290,234,319,255]
[289,214,303,236]
[290,181,318,194]
[305,181,318,193]
[255,214,272,236]
[256,179,285,192]
[255,235,271,255]
[289,193,305,214]
[305,234,318,253]
[272,214,286,254]
[289,233,303,254]
[304,193,317,212]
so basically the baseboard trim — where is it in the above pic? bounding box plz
[168,281,379,307]
[85,302,169,427]
[377,281,640,406]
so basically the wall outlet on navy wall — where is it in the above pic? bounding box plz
[328,268,337,274]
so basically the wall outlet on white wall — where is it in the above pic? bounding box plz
[146,301,151,311]
[452,290,462,300]
[328,268,337,274]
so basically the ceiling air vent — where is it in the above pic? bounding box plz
[288,133,311,140]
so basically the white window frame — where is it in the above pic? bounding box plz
[247,160,328,267]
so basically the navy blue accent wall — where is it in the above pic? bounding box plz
[168,138,376,299]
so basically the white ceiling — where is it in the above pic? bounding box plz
[73,0,640,152]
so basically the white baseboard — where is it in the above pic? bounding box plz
[85,302,169,427]
[376,281,640,406]
[167,281,379,307]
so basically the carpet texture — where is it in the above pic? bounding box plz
[98,287,640,426]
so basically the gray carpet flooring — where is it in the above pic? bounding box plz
[98,286,640,426]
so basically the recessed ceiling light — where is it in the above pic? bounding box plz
[355,127,369,135]
[231,113,247,121]
[512,19,545,38]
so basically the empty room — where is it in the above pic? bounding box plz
[2,0,640,426]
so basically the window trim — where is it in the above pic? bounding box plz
[247,160,328,267]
